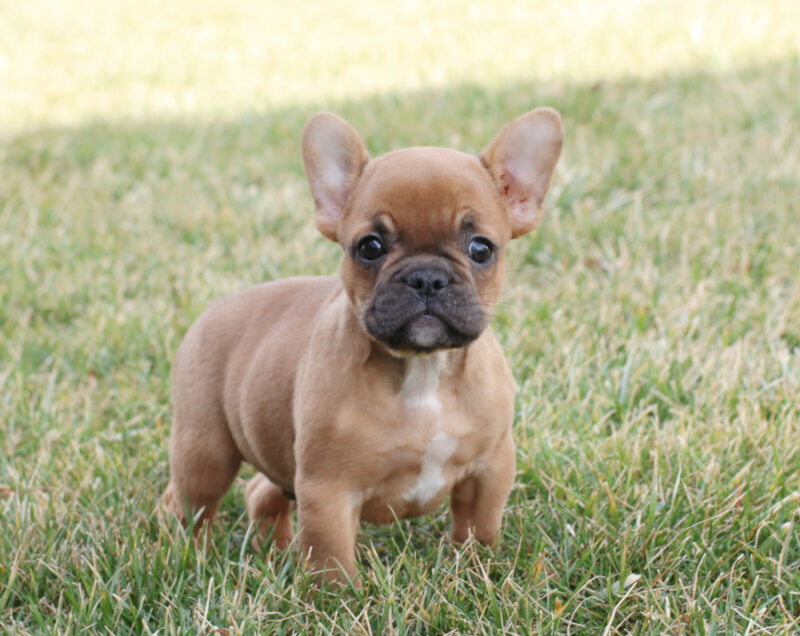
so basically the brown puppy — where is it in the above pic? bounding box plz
[164,108,563,583]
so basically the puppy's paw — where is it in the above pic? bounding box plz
[245,473,295,550]
[161,482,188,524]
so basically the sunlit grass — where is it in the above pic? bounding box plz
[2,1,800,633]
[2,0,800,130]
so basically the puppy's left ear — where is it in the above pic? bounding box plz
[302,112,370,242]
[481,108,563,238]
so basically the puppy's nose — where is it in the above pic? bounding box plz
[405,268,450,298]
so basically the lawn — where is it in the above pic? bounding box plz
[2,1,800,633]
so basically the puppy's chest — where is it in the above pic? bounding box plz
[368,357,480,511]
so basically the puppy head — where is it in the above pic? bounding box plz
[302,109,563,354]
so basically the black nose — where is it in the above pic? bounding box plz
[405,268,450,298]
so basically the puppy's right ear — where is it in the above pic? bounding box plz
[302,112,370,242]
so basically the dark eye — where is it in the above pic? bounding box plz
[356,235,386,262]
[468,237,493,264]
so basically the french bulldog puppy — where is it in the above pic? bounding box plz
[164,108,563,583]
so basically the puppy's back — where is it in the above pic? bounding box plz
[173,276,341,427]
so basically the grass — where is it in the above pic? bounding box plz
[2,0,800,633]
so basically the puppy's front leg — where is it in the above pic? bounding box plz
[450,433,515,545]
[296,480,361,584]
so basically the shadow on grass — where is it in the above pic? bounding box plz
[3,54,798,194]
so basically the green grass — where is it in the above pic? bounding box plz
[2,1,800,633]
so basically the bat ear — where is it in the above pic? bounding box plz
[481,107,563,238]
[302,112,370,242]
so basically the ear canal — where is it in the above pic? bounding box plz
[481,107,563,238]
[301,112,370,242]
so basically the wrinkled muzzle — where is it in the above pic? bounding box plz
[362,258,488,352]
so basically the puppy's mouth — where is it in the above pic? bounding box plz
[403,313,454,350]
[362,286,488,352]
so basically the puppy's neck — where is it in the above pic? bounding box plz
[399,352,448,412]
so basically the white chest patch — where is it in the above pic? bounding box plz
[400,354,445,412]
[403,431,458,505]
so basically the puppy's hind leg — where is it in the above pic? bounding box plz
[245,473,295,550]
[163,404,242,536]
